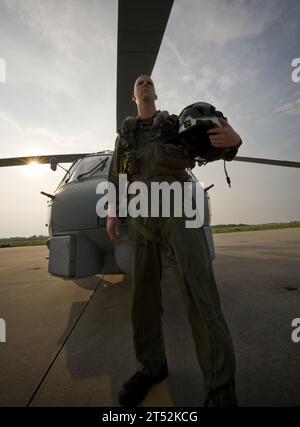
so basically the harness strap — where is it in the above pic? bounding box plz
[129,216,180,243]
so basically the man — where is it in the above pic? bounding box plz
[107,75,242,407]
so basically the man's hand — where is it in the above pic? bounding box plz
[106,215,120,242]
[207,117,241,148]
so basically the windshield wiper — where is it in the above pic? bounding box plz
[77,157,109,180]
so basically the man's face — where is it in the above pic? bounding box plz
[132,75,157,104]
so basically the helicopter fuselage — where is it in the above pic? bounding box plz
[46,152,215,278]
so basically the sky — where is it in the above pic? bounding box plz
[0,0,299,238]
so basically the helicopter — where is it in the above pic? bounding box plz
[0,0,299,279]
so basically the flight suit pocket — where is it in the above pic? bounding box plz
[159,143,194,169]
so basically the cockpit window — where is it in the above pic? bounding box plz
[70,156,112,181]
[57,155,112,188]
[76,156,109,180]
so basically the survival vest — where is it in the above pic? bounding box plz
[119,111,195,182]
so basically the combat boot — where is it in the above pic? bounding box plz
[118,362,168,407]
[204,380,238,407]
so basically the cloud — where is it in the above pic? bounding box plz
[275,97,300,116]
[0,110,20,130]
[0,109,93,153]
[171,0,285,46]
[155,34,258,115]
[1,0,117,97]
[162,36,220,104]
[0,0,117,156]
[2,0,116,59]
[154,1,266,116]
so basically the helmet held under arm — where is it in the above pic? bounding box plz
[178,102,228,162]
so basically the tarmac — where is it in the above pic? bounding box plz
[0,228,299,407]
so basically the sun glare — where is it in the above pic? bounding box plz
[26,160,41,176]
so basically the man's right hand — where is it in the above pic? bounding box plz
[106,215,120,242]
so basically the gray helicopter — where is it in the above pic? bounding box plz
[39,150,215,278]
[0,0,299,279]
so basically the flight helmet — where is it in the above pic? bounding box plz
[178,102,227,162]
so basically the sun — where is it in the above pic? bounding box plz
[25,160,41,176]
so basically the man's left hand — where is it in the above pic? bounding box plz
[207,117,241,148]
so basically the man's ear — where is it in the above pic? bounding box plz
[132,93,136,102]
[155,94,158,100]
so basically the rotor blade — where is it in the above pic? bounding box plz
[233,156,300,168]
[0,154,90,167]
[116,0,174,130]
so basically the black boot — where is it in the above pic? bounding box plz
[118,362,168,407]
[204,380,238,407]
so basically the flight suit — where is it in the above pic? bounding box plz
[108,112,238,406]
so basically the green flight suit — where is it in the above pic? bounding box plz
[108,113,238,406]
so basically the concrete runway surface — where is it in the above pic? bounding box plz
[0,228,299,407]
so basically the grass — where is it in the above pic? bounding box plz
[1,222,299,247]
[0,239,47,248]
[211,222,300,234]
